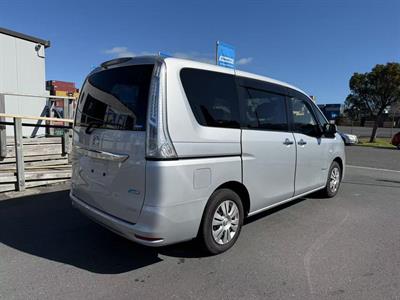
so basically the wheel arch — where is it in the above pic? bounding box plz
[215,181,251,217]
[196,181,249,253]
[199,181,251,226]
[333,156,344,177]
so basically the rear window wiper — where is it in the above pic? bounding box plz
[85,122,102,134]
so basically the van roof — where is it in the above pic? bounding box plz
[96,55,311,99]
[163,56,311,99]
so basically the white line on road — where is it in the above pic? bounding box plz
[347,165,400,174]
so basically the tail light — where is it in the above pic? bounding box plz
[146,61,177,159]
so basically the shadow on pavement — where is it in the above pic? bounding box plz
[376,179,400,185]
[0,188,311,273]
[342,180,400,189]
[244,197,307,224]
[0,190,163,274]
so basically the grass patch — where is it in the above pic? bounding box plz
[357,137,396,149]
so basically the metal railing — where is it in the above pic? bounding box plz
[0,92,76,191]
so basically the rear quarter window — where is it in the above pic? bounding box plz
[180,68,240,129]
[75,64,154,131]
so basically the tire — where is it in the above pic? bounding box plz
[199,189,244,255]
[320,161,342,198]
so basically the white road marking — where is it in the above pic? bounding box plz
[304,212,350,298]
[347,165,400,174]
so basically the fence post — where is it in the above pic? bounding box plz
[62,98,70,156]
[48,100,55,136]
[14,117,25,191]
[0,94,6,159]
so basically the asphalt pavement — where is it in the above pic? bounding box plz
[345,146,400,171]
[0,146,399,299]
[338,126,399,138]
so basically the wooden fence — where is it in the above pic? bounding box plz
[0,136,72,192]
[0,92,75,192]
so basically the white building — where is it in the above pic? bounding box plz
[0,27,50,136]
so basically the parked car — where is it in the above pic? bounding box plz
[339,132,358,145]
[392,131,400,149]
[70,56,345,254]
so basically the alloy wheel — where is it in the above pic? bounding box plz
[329,167,340,193]
[212,200,240,245]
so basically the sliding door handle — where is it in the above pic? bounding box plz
[298,139,307,146]
[283,138,294,145]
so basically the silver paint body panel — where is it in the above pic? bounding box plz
[71,56,345,246]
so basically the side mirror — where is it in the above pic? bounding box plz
[323,123,337,137]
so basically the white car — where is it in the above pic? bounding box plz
[339,132,358,145]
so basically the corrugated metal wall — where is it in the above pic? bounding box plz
[0,33,47,136]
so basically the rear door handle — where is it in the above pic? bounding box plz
[283,138,294,145]
[298,139,307,146]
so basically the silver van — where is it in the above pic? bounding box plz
[70,56,345,254]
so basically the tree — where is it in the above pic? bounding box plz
[345,62,400,142]
[344,94,368,122]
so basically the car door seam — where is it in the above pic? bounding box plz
[293,132,297,197]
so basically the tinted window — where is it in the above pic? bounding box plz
[75,64,154,131]
[180,68,240,128]
[239,87,288,131]
[314,106,329,127]
[291,97,320,136]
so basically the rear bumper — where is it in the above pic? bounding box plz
[70,192,205,247]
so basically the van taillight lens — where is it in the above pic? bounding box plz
[146,62,177,159]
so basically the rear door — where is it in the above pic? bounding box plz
[71,63,154,223]
[238,78,296,212]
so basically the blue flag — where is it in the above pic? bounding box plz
[216,41,235,69]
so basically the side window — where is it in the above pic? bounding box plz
[291,97,320,136]
[180,68,240,128]
[314,106,329,127]
[239,87,288,131]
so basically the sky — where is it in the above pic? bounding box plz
[1,0,399,104]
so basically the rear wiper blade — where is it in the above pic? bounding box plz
[85,122,101,134]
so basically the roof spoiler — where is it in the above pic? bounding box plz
[100,57,133,69]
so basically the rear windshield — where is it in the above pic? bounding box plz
[75,64,154,131]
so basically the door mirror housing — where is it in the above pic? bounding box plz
[323,123,337,137]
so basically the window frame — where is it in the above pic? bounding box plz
[312,105,337,139]
[180,68,241,129]
[286,88,323,137]
[179,68,324,136]
[236,76,290,133]
[312,105,329,127]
